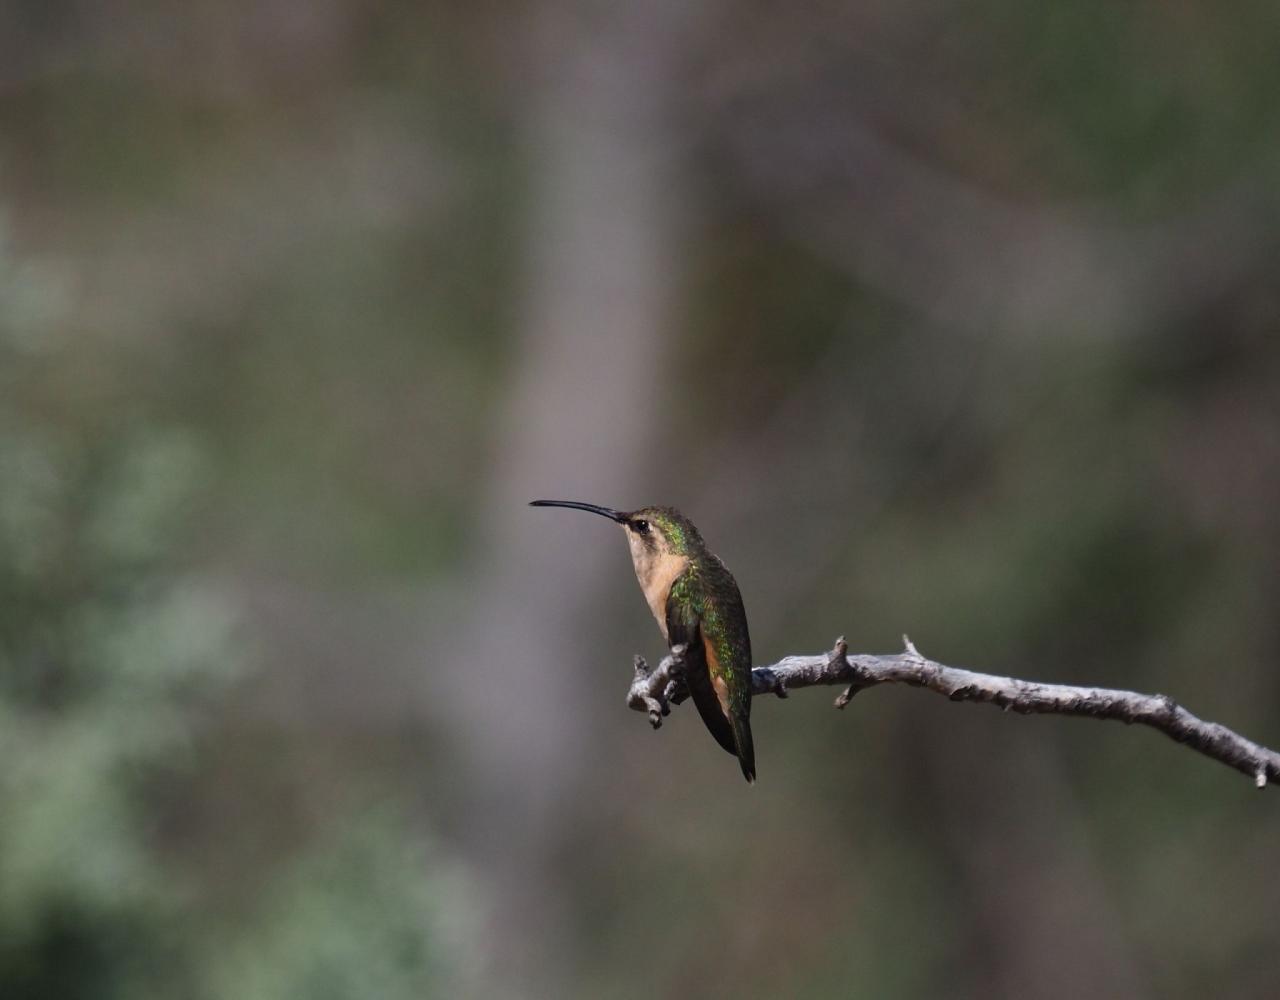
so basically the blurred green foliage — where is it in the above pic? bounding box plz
[0,224,228,996]
[212,809,468,1000]
[0,226,465,999]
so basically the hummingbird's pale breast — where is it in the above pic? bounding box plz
[625,528,688,641]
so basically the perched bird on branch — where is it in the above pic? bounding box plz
[530,500,756,782]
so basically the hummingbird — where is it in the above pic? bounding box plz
[529,500,756,783]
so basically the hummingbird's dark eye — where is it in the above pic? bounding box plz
[633,519,650,535]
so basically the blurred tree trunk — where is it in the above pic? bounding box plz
[443,3,707,994]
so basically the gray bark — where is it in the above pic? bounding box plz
[630,636,1280,789]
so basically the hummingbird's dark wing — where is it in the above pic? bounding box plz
[665,572,739,761]
[693,557,756,783]
[666,565,756,783]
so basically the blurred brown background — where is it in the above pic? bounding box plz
[2,2,1279,998]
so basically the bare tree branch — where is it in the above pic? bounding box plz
[628,635,1280,790]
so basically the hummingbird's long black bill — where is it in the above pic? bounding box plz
[528,500,626,523]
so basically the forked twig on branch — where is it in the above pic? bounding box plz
[627,635,1280,790]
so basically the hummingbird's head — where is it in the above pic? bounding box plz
[620,506,702,561]
[529,500,705,631]
[528,500,704,566]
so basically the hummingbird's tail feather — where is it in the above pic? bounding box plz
[686,663,740,759]
[732,715,756,784]
[687,671,756,783]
